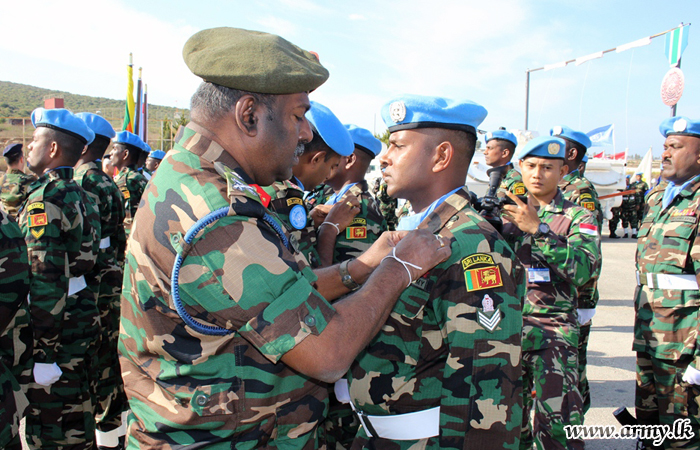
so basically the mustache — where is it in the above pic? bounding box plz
[294,144,305,157]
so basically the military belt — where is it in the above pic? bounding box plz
[352,404,440,440]
[99,237,111,249]
[68,275,87,295]
[636,271,698,290]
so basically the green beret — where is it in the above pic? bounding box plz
[183,27,329,95]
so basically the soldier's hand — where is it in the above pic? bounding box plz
[325,195,361,232]
[356,230,408,270]
[383,229,452,285]
[310,204,332,229]
[502,191,541,234]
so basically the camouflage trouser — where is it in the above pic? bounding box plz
[578,322,592,416]
[521,345,584,450]
[0,364,29,450]
[323,390,359,450]
[25,289,99,450]
[636,352,700,449]
[621,208,639,229]
[94,264,127,433]
[609,208,621,233]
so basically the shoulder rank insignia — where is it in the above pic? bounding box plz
[462,253,503,292]
[27,202,47,239]
[477,294,502,332]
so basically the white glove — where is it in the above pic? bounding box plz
[577,308,596,326]
[682,364,700,385]
[334,379,351,404]
[33,362,62,386]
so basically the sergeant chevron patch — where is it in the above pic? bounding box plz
[477,294,502,332]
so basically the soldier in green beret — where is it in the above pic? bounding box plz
[0,143,37,218]
[118,27,451,450]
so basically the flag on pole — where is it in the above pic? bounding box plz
[122,54,135,132]
[611,150,627,161]
[635,147,653,184]
[665,25,689,67]
[592,150,605,159]
[587,124,614,147]
[139,84,148,143]
[135,68,142,137]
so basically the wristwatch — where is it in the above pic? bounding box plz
[533,222,550,239]
[339,259,361,291]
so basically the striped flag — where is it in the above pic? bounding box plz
[122,54,135,132]
[665,25,689,67]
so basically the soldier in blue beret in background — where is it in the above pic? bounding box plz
[633,116,700,450]
[502,136,600,450]
[551,125,603,417]
[0,143,37,218]
[20,107,102,450]
[144,149,165,175]
[484,128,527,198]
[110,131,149,239]
[346,94,524,449]
[263,101,358,269]
[75,112,128,450]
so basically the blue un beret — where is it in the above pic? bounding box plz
[32,108,95,145]
[306,102,354,156]
[149,149,166,160]
[550,125,591,149]
[515,136,567,160]
[485,129,518,146]
[114,131,149,153]
[76,112,116,139]
[344,124,381,157]
[381,94,487,136]
[3,143,22,157]
[659,116,700,139]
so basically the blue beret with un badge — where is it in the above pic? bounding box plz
[306,101,354,156]
[515,136,567,160]
[76,112,116,139]
[659,116,700,138]
[550,125,591,149]
[485,129,518,146]
[344,124,381,157]
[114,131,149,152]
[381,94,487,136]
[31,108,95,145]
[149,149,166,160]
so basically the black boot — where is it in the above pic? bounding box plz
[609,232,619,239]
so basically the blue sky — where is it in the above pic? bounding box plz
[1,0,698,157]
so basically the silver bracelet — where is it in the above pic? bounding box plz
[381,248,423,288]
[319,221,340,235]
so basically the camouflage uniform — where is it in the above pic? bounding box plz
[502,190,601,450]
[327,180,387,264]
[264,180,322,268]
[559,169,603,415]
[18,167,100,449]
[632,180,649,225]
[0,209,32,450]
[306,183,334,209]
[0,168,37,218]
[347,188,525,450]
[373,179,398,231]
[620,189,639,232]
[497,163,527,198]
[75,161,128,436]
[119,123,337,449]
[633,175,700,449]
[114,165,148,238]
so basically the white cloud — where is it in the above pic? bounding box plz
[349,13,367,21]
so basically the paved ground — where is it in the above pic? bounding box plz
[581,236,639,449]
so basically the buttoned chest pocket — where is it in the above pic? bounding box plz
[655,220,696,271]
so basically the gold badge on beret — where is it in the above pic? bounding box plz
[548,143,560,154]
[673,118,688,132]
[390,101,406,123]
[552,126,563,136]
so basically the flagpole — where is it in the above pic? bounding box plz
[135,68,142,136]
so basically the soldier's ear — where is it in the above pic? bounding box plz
[49,141,60,159]
[235,95,259,136]
[345,153,356,170]
[432,141,452,173]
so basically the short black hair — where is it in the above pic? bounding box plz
[303,130,337,161]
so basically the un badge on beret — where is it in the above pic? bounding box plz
[674,118,688,132]
[390,101,406,123]
[552,126,563,136]
[548,143,560,155]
